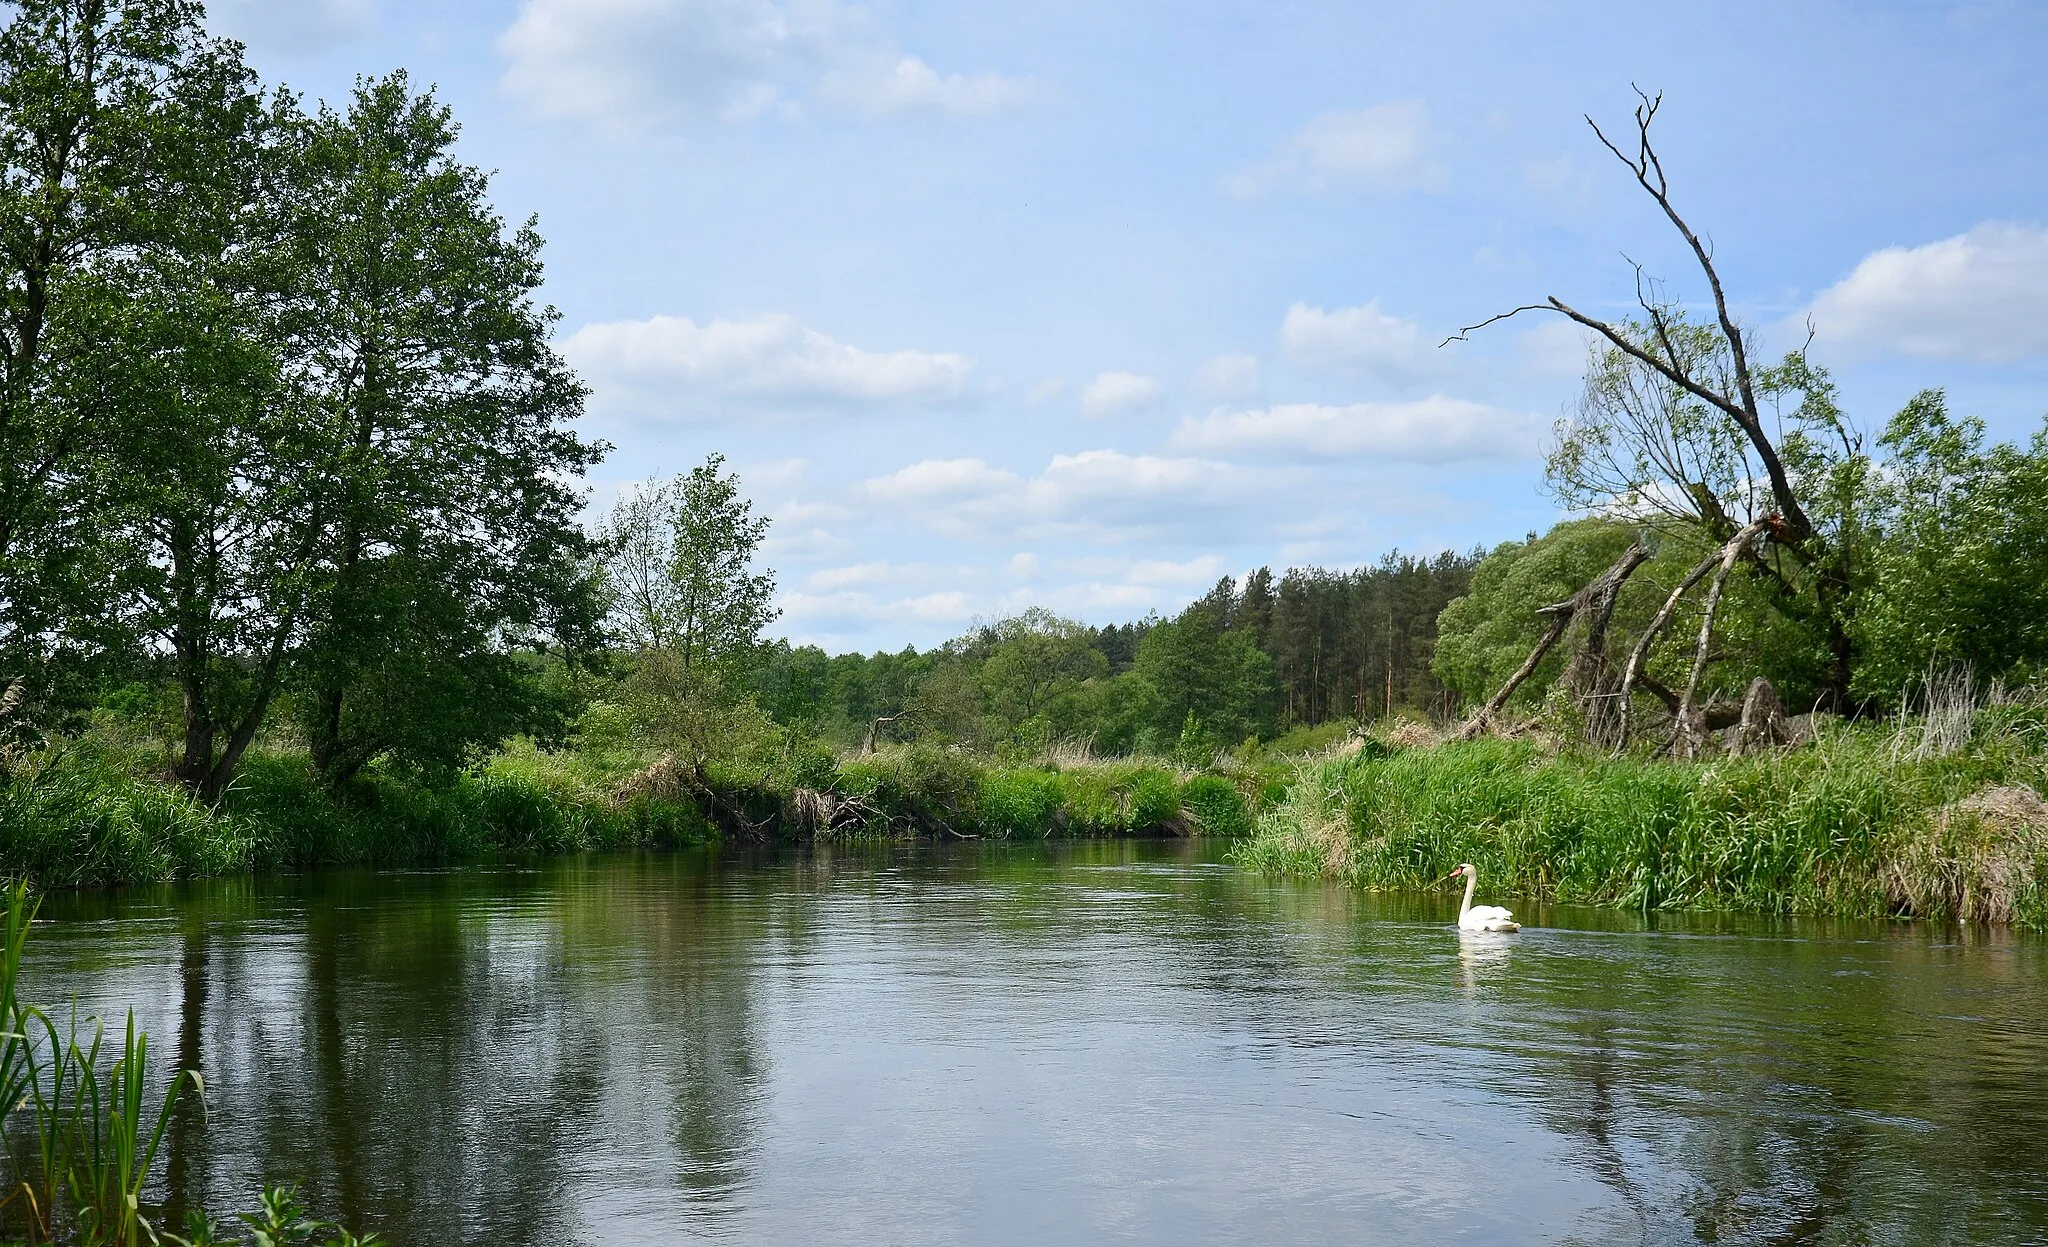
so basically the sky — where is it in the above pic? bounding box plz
[207,0,2048,653]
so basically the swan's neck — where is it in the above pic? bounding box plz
[1459,870,1476,918]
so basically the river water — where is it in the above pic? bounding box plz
[21,841,2048,1245]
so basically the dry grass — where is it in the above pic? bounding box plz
[1883,784,2048,924]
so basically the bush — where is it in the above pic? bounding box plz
[1179,774,1253,836]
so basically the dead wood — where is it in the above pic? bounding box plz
[860,712,909,756]
[1446,92,1812,549]
[1614,515,1775,746]
[1731,677,1792,756]
[1673,525,1756,758]
[1457,541,1647,740]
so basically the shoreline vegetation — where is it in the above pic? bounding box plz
[8,689,2048,931]
[0,3,2044,940]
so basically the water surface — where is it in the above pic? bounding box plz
[25,842,2048,1245]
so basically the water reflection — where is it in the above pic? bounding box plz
[21,844,2048,1245]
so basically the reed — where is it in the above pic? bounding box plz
[1232,714,2048,927]
[0,883,379,1246]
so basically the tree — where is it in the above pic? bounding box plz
[1133,604,1276,749]
[976,609,1108,746]
[600,453,776,677]
[110,65,322,799]
[1855,393,2048,699]
[0,0,242,718]
[598,454,778,769]
[1450,91,1872,741]
[285,73,603,787]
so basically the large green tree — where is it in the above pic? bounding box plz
[1854,393,2048,699]
[0,0,241,714]
[283,73,603,786]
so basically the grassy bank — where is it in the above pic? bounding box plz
[0,738,1273,889]
[1232,707,2048,928]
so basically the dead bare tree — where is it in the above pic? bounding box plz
[860,711,910,756]
[1614,515,1777,745]
[1446,89,1861,749]
[1449,91,1812,547]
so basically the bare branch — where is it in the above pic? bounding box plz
[1673,520,1771,757]
[1457,541,1649,740]
[1441,304,1553,348]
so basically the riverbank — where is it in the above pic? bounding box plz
[0,738,1268,888]
[1231,708,2048,928]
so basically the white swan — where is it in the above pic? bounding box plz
[1450,863,1520,932]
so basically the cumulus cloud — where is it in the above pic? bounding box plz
[861,450,1272,544]
[1805,223,2048,362]
[563,312,972,418]
[1228,102,1444,197]
[497,0,1031,130]
[1170,397,1542,464]
[1080,370,1164,419]
[1280,300,1434,383]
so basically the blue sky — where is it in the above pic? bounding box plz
[210,0,2048,651]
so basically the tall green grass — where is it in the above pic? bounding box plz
[0,739,1271,888]
[1232,719,2048,927]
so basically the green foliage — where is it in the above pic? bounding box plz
[1178,774,1253,836]
[1234,726,2048,927]
[1434,520,1641,707]
[1133,605,1276,747]
[1855,392,2048,701]
[598,454,777,677]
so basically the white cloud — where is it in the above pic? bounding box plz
[1194,353,1260,400]
[1125,555,1224,587]
[1805,223,2048,362]
[863,457,1020,504]
[860,449,1274,545]
[1170,397,1543,464]
[210,0,376,52]
[1228,102,1444,197]
[563,313,972,417]
[1281,300,1433,382]
[817,54,1036,117]
[497,0,1030,130]
[1080,370,1164,419]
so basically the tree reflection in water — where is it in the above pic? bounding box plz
[20,845,2048,1246]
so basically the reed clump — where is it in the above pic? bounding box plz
[1233,709,2048,928]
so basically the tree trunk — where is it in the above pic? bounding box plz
[1732,677,1791,756]
[1673,529,1753,759]
[1614,516,1774,747]
[1456,541,1647,740]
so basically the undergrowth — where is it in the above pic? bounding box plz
[1233,707,2048,927]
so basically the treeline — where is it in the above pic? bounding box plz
[0,1,599,799]
[749,552,1477,758]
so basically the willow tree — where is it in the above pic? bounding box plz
[1450,91,1871,750]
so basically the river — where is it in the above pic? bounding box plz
[23,841,2048,1245]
